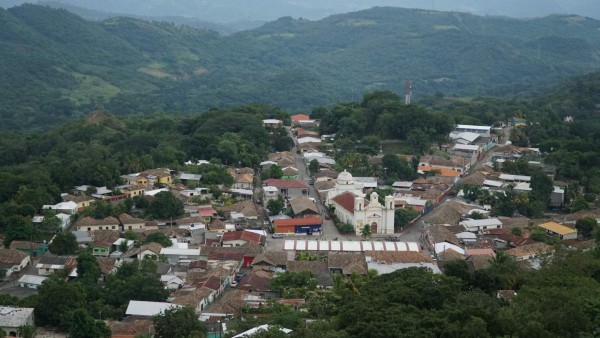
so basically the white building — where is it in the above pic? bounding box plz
[460,218,502,232]
[332,192,395,236]
[18,275,47,289]
[325,170,365,206]
[125,300,182,317]
[454,124,492,137]
[41,201,78,215]
[0,307,34,337]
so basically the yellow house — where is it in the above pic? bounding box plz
[63,194,96,211]
[121,174,148,185]
[124,184,146,197]
[140,168,172,185]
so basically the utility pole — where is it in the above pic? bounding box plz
[405,80,411,105]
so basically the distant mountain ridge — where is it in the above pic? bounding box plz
[1,4,600,130]
[2,0,600,21]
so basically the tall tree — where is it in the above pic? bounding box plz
[576,216,598,240]
[267,197,285,215]
[153,307,206,338]
[308,159,320,174]
[35,275,87,329]
[147,191,184,219]
[269,165,284,179]
[530,172,554,204]
[77,251,101,284]
[144,232,173,247]
[48,232,78,255]
[68,309,111,338]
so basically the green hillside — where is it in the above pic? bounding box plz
[2,4,600,129]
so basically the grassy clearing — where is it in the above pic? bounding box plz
[137,63,176,79]
[67,72,120,105]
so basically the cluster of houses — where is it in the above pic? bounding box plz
[421,195,596,272]
[1,117,594,337]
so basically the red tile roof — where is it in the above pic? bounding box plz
[419,165,461,178]
[263,178,308,189]
[189,260,208,269]
[199,208,218,217]
[221,230,262,244]
[238,270,274,292]
[332,192,356,215]
[208,251,245,261]
[273,216,322,227]
[291,114,310,121]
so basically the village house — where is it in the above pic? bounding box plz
[124,242,163,261]
[251,252,288,272]
[460,218,503,233]
[291,114,310,126]
[9,241,47,257]
[41,201,78,215]
[118,213,147,231]
[125,300,182,318]
[76,216,121,232]
[263,178,309,199]
[160,248,201,265]
[262,119,283,128]
[36,255,76,276]
[122,184,146,198]
[272,217,322,236]
[18,274,47,289]
[453,124,492,137]
[0,250,31,280]
[537,221,577,240]
[267,151,295,168]
[221,230,263,248]
[289,196,320,218]
[62,193,96,211]
[0,307,35,337]
[327,253,368,276]
[91,230,121,257]
[505,242,554,268]
[139,168,172,185]
[237,270,275,296]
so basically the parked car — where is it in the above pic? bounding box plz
[230,280,238,288]
[385,236,400,242]
[325,214,332,220]
[272,233,284,239]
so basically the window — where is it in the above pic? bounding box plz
[128,226,132,230]
[112,226,116,229]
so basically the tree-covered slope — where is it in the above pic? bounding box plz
[2,4,600,130]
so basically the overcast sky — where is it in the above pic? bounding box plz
[2,0,599,22]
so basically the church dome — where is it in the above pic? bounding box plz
[337,170,354,185]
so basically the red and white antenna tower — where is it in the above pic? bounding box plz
[405,80,411,105]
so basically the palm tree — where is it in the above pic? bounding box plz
[360,224,372,240]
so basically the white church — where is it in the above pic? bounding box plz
[327,170,395,236]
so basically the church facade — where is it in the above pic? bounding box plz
[328,171,395,236]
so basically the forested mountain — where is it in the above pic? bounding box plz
[2,4,600,130]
